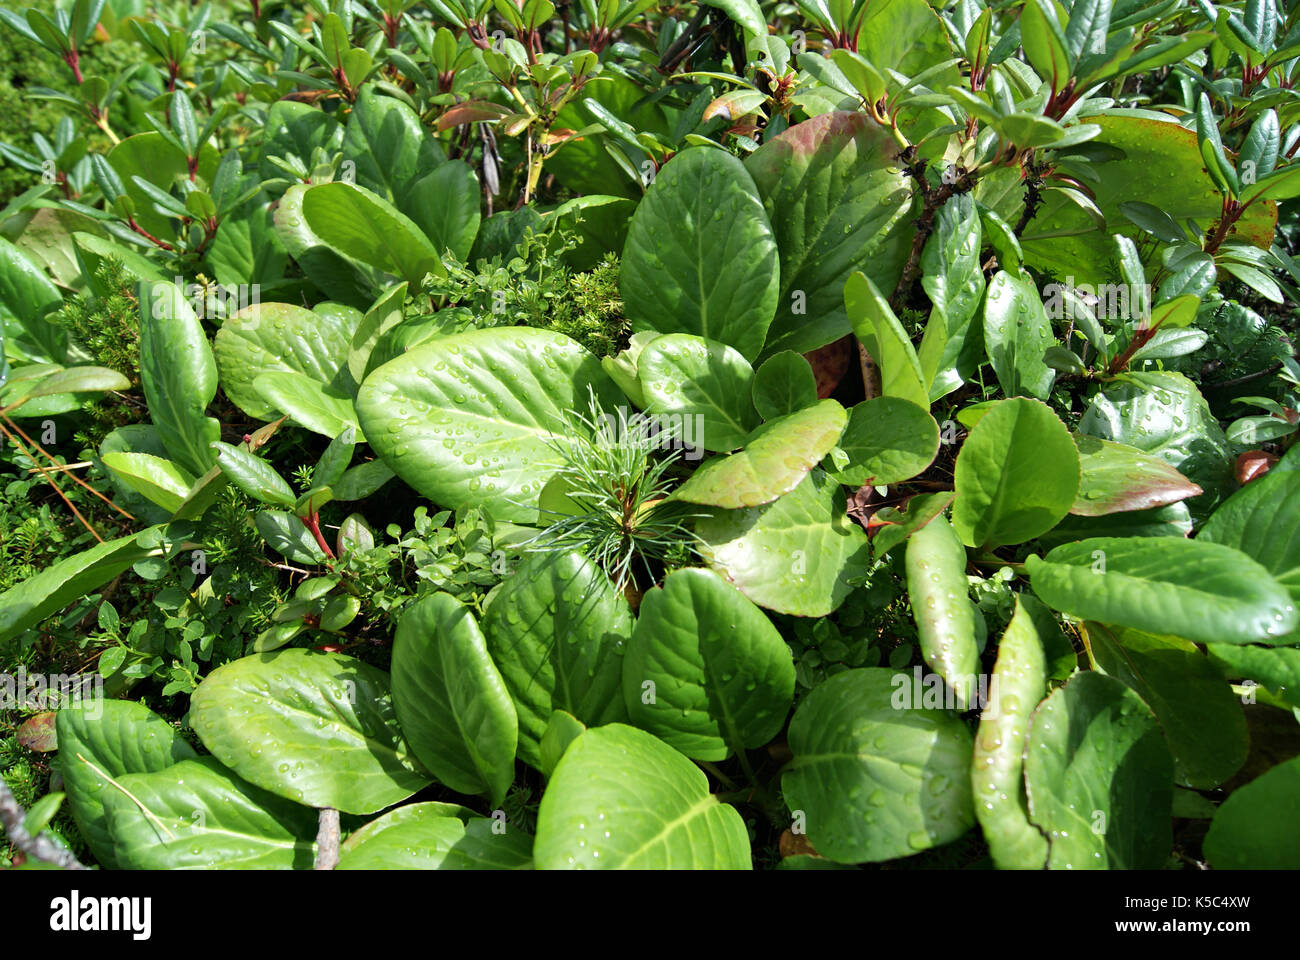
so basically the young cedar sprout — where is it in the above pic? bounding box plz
[524,389,703,592]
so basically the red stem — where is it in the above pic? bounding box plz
[302,511,337,561]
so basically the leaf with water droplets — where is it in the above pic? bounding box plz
[1024,671,1173,869]
[534,724,751,869]
[190,649,432,815]
[783,668,975,863]
[623,568,794,761]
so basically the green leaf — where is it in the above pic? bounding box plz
[189,650,432,815]
[100,452,194,514]
[534,724,751,869]
[338,810,533,869]
[213,301,362,420]
[391,594,517,806]
[102,757,319,869]
[637,333,759,453]
[136,281,220,478]
[981,270,1056,400]
[751,350,818,420]
[258,100,344,181]
[1089,624,1247,789]
[844,271,928,408]
[1079,371,1231,521]
[1063,0,1110,61]
[355,327,622,523]
[1026,537,1297,646]
[918,193,984,399]
[696,469,871,617]
[744,112,913,356]
[620,146,779,361]
[1200,468,1300,611]
[274,183,380,307]
[952,397,1079,548]
[1206,643,1300,710]
[871,491,956,558]
[480,551,633,769]
[56,700,197,869]
[972,596,1053,869]
[0,529,159,645]
[301,182,444,286]
[403,159,481,261]
[342,85,447,202]
[107,133,217,242]
[1204,756,1300,868]
[1020,0,1071,92]
[539,711,586,778]
[699,0,765,37]
[825,396,939,487]
[0,235,64,361]
[623,568,794,761]
[254,370,363,441]
[905,514,980,709]
[1024,671,1173,869]
[1071,434,1203,517]
[674,399,846,508]
[783,668,975,863]
[210,441,295,507]
[1195,93,1238,196]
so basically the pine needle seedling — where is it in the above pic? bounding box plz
[524,389,703,591]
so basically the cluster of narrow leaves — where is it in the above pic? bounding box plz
[3,0,1300,871]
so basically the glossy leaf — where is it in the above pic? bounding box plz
[637,333,759,453]
[826,396,940,487]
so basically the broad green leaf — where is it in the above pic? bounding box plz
[100,451,194,513]
[972,596,1053,869]
[210,441,295,507]
[21,365,128,401]
[952,397,1079,548]
[744,112,912,356]
[699,0,765,37]
[254,510,325,565]
[391,594,517,806]
[258,100,344,181]
[1203,756,1300,868]
[1020,0,1071,92]
[539,711,586,778]
[1026,537,1297,646]
[696,469,871,617]
[1200,468,1300,608]
[274,183,379,307]
[623,568,794,760]
[844,271,928,408]
[905,514,980,709]
[674,399,846,508]
[1206,644,1300,709]
[56,700,197,869]
[0,235,64,360]
[982,270,1056,400]
[1079,371,1231,521]
[1089,624,1247,789]
[0,529,159,644]
[107,133,217,241]
[620,146,779,361]
[342,85,447,201]
[102,757,319,869]
[1024,671,1173,869]
[403,159,481,261]
[480,551,633,769]
[213,301,362,420]
[254,370,363,441]
[189,650,432,815]
[826,396,939,487]
[871,491,956,557]
[751,350,818,420]
[637,333,760,453]
[301,182,444,286]
[783,668,975,863]
[137,281,220,478]
[355,327,622,523]
[534,724,751,869]
[338,811,533,869]
[1072,434,1202,517]
[919,193,984,399]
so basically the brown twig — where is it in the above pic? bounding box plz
[0,777,89,870]
[314,808,340,870]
